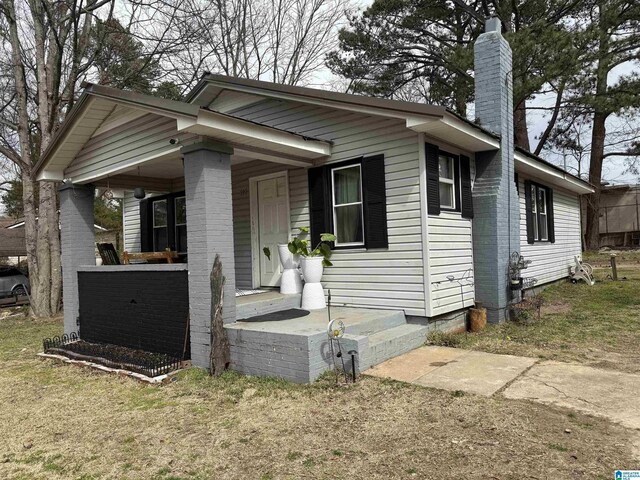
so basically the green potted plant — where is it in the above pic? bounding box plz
[287,229,336,309]
[262,227,309,295]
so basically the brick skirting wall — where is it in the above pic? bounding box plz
[77,266,190,358]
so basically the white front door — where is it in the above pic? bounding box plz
[257,174,289,287]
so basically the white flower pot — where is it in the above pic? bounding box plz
[300,256,325,309]
[278,244,302,294]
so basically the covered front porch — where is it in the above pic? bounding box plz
[41,84,331,369]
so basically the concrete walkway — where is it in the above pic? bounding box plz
[366,346,640,432]
[366,346,537,396]
[503,360,640,430]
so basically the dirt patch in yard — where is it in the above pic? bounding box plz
[0,316,637,479]
[541,300,571,316]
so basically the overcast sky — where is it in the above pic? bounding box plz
[1,1,637,218]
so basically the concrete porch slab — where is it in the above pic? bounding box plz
[365,346,538,397]
[503,361,640,430]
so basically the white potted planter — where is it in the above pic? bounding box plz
[278,244,302,294]
[300,256,325,310]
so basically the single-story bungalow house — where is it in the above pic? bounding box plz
[35,18,593,382]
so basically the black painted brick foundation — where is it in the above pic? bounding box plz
[78,270,190,358]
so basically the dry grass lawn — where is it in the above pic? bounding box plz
[0,309,638,479]
[429,262,640,374]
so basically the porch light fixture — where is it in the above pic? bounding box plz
[134,166,145,199]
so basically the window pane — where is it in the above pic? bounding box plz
[335,204,363,244]
[154,228,168,251]
[175,197,187,225]
[538,188,546,214]
[153,200,167,227]
[530,185,537,213]
[539,213,548,240]
[439,183,454,208]
[333,166,361,205]
[439,157,453,179]
[176,225,188,253]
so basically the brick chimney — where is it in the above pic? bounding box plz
[471,17,520,323]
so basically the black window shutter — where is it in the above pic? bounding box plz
[460,155,473,219]
[514,172,519,195]
[547,187,555,243]
[308,166,329,247]
[362,154,388,249]
[524,180,535,244]
[139,198,151,252]
[425,142,440,215]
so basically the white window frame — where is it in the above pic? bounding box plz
[438,155,457,210]
[331,163,365,247]
[529,183,553,242]
[152,199,168,252]
[538,188,548,241]
[530,183,538,241]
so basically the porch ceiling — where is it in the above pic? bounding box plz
[35,84,332,183]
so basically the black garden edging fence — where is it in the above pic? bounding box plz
[43,333,182,377]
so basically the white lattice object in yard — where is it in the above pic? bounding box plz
[570,255,595,286]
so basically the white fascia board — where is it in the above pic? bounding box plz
[36,169,65,182]
[514,151,594,194]
[183,109,332,158]
[407,115,500,151]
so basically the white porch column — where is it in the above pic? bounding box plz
[59,182,95,335]
[182,141,236,369]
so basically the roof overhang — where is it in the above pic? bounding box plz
[515,150,594,194]
[35,84,331,182]
[406,115,500,152]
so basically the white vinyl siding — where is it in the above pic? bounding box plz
[226,99,426,316]
[425,144,475,317]
[519,175,582,286]
[65,113,195,182]
[123,191,142,253]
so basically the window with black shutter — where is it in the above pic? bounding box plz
[140,191,187,252]
[425,143,473,219]
[307,154,388,250]
[524,180,555,244]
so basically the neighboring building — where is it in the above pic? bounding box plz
[0,217,27,265]
[582,184,640,248]
[0,216,114,266]
[33,18,593,382]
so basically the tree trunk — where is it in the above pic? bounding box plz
[210,254,230,375]
[32,181,53,317]
[47,184,62,313]
[514,99,530,151]
[585,111,607,251]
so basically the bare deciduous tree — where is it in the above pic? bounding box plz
[0,0,179,317]
[131,0,351,88]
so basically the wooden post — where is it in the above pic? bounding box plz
[610,254,618,281]
[210,254,230,375]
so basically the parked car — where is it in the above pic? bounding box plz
[0,266,30,300]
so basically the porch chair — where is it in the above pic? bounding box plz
[96,243,121,265]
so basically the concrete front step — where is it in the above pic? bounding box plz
[227,304,432,383]
[338,309,407,336]
[354,323,430,372]
[235,292,301,320]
